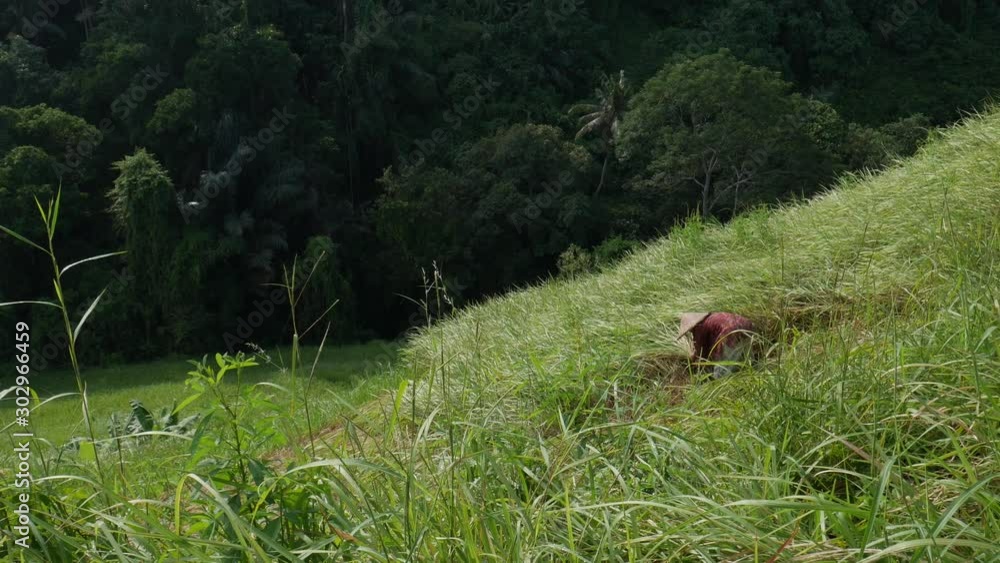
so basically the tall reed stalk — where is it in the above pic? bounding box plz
[1,187,125,483]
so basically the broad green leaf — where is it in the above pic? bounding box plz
[0,224,48,254]
[173,392,203,415]
[128,400,154,433]
[61,251,127,276]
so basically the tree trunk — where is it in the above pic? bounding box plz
[342,0,354,44]
[342,0,357,204]
[594,152,609,196]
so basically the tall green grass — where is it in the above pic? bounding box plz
[1,110,998,560]
[0,343,398,446]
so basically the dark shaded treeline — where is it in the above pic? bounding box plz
[1,0,998,365]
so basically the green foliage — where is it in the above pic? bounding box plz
[69,37,152,116]
[0,36,62,107]
[1,0,999,358]
[836,113,932,171]
[570,69,630,194]
[180,353,273,479]
[0,146,59,241]
[147,88,199,136]
[557,243,594,278]
[108,149,176,349]
[879,112,932,157]
[618,50,833,229]
[108,399,200,447]
[0,104,99,158]
[185,25,301,117]
[592,235,639,268]
[297,236,355,342]
[0,185,127,490]
[378,123,595,297]
[558,235,639,278]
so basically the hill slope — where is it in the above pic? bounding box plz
[343,109,999,561]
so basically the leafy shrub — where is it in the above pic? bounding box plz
[557,244,594,278]
[593,235,639,269]
[107,399,200,448]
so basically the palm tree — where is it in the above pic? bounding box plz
[569,70,629,196]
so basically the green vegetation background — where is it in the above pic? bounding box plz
[2,1,1000,362]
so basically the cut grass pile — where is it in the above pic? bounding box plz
[1,110,998,560]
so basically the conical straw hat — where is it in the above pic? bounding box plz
[676,312,711,339]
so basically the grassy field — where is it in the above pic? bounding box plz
[1,111,998,560]
[0,343,399,447]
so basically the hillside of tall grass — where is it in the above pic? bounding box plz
[2,111,998,560]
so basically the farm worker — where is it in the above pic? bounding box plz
[676,312,755,378]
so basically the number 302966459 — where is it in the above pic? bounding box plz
[14,322,31,417]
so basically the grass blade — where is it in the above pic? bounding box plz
[74,287,108,342]
[34,195,47,226]
[860,456,896,553]
[930,476,997,537]
[50,185,62,239]
[0,300,60,309]
[0,224,49,254]
[61,251,127,276]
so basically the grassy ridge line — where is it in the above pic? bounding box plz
[402,110,997,401]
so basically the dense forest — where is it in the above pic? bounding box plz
[2,0,999,365]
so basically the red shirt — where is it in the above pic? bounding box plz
[691,312,754,361]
